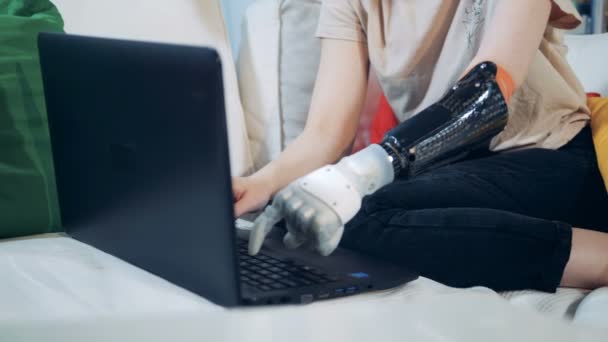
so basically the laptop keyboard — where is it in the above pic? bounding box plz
[237,242,338,292]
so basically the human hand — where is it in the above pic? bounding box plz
[233,176,273,218]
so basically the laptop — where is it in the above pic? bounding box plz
[38,33,418,307]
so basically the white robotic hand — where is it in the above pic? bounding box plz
[248,144,395,256]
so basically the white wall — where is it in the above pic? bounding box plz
[49,0,253,176]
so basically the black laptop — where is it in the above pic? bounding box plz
[38,33,417,307]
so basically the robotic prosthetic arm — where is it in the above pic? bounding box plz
[248,62,509,256]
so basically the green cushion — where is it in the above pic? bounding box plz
[0,0,64,238]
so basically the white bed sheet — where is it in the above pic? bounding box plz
[0,235,606,342]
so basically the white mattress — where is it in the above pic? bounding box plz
[0,234,606,342]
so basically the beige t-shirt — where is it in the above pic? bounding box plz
[316,0,590,151]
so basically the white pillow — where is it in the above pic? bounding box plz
[237,0,283,171]
[279,0,322,147]
[238,0,323,170]
[51,0,254,176]
[238,0,381,170]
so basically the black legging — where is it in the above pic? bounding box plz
[342,126,608,292]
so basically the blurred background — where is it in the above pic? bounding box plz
[572,0,608,34]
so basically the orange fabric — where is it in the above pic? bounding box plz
[496,64,515,103]
[369,94,398,144]
[588,97,608,193]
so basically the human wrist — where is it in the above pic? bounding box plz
[250,166,280,196]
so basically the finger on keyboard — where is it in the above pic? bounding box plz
[248,202,283,255]
[315,226,344,256]
[283,231,306,249]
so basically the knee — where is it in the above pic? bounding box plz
[345,197,402,242]
[361,196,386,215]
[360,190,402,215]
[359,178,428,216]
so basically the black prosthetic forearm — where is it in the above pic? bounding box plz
[380,62,509,177]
